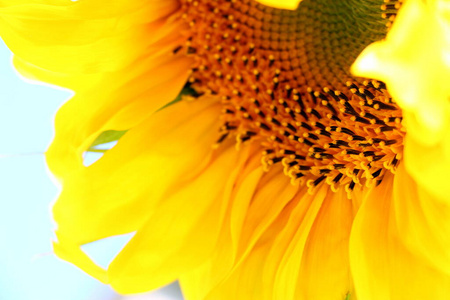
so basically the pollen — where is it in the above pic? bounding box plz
[177,0,404,195]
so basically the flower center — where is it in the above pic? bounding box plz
[177,0,404,195]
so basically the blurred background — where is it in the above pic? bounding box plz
[0,39,183,300]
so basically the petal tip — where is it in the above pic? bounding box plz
[255,0,301,10]
[351,43,386,80]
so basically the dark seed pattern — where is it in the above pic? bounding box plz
[178,0,404,195]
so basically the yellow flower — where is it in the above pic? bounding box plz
[1,0,449,299]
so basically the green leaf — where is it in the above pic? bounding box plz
[88,130,127,151]
[86,85,197,153]
[157,85,198,111]
[86,149,108,153]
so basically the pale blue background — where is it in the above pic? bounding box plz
[0,39,183,300]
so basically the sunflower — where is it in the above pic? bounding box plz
[1,0,450,299]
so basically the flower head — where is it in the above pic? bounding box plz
[1,0,450,299]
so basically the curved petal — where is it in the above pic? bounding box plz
[181,183,355,300]
[180,184,304,300]
[2,1,193,179]
[52,97,222,282]
[352,0,450,147]
[0,0,180,74]
[350,164,450,300]
[274,187,352,300]
[6,1,195,180]
[295,187,355,300]
[351,0,450,200]
[255,0,301,10]
[107,143,251,293]
[11,15,188,90]
[46,53,193,179]
[234,165,300,266]
[180,165,299,300]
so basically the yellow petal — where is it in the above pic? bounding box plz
[53,237,108,283]
[235,165,299,260]
[12,54,101,91]
[296,187,354,299]
[52,97,222,281]
[181,184,303,300]
[108,144,251,293]
[352,0,450,147]
[10,14,187,89]
[179,167,263,300]
[273,186,350,300]
[46,54,193,179]
[255,0,301,10]
[180,165,298,300]
[0,0,180,74]
[10,0,194,180]
[351,0,450,201]
[392,164,450,278]
[350,163,450,300]
[402,131,450,201]
[181,183,354,300]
